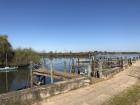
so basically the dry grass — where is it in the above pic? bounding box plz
[105,81,140,105]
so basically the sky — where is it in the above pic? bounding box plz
[0,0,140,52]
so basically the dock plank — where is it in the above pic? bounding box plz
[33,69,80,78]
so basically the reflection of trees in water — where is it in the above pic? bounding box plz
[12,69,30,86]
[0,68,30,94]
[9,68,30,90]
[0,72,15,93]
[0,73,6,93]
[16,68,30,81]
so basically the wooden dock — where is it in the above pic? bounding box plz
[33,68,80,79]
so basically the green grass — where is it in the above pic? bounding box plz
[105,82,140,105]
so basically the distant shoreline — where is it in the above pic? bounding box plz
[40,51,140,58]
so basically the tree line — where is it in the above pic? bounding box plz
[40,51,92,58]
[0,35,40,67]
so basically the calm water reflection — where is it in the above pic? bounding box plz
[0,68,30,94]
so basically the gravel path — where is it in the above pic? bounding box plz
[33,61,140,105]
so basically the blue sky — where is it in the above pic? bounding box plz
[0,0,140,52]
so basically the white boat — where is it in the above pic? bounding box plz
[0,67,18,72]
[0,53,18,72]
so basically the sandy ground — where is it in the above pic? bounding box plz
[33,61,140,105]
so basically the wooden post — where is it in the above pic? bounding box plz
[128,59,130,66]
[121,58,123,69]
[30,61,33,88]
[97,59,103,78]
[5,70,8,92]
[5,52,8,91]
[77,58,80,74]
[91,56,95,77]
[50,60,54,84]
[130,58,132,66]
[118,58,121,67]
[69,59,73,73]
[98,60,103,78]
[107,58,110,67]
[69,59,72,73]
[88,64,92,77]
[78,58,80,67]
[64,59,67,79]
[71,58,75,73]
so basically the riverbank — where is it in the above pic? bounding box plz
[32,61,140,105]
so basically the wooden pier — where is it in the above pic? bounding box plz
[33,68,81,79]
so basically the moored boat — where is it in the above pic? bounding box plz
[0,67,18,72]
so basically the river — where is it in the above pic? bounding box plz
[0,54,139,94]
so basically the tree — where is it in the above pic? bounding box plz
[0,35,40,66]
[12,48,40,66]
[0,35,13,66]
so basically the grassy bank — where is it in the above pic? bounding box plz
[105,81,140,105]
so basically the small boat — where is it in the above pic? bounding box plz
[0,52,18,72]
[0,67,18,72]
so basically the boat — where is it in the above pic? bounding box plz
[0,52,18,72]
[0,67,18,72]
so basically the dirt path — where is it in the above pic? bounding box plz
[33,61,140,105]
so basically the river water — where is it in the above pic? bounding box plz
[0,54,139,94]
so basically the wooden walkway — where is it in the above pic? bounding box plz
[33,69,81,79]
